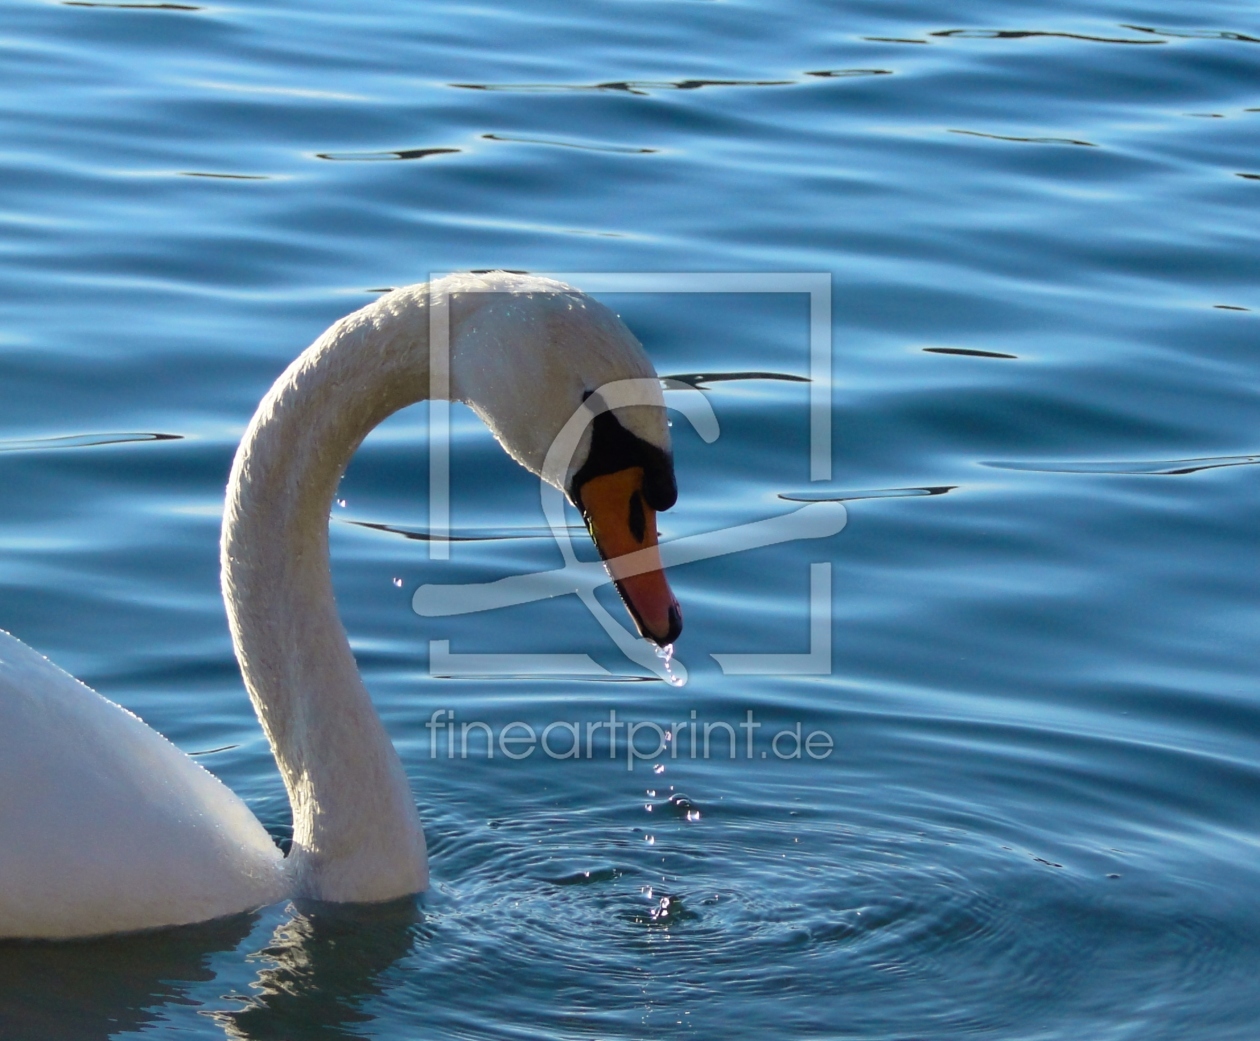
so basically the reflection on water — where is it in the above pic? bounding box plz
[219,900,422,1041]
[0,915,254,1041]
[0,900,421,1041]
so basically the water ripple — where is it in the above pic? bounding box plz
[347,520,583,542]
[1121,24,1260,43]
[62,1,200,8]
[804,68,893,78]
[179,172,270,181]
[983,454,1260,475]
[661,370,810,388]
[0,432,181,452]
[450,78,794,95]
[315,148,460,162]
[922,347,1018,358]
[780,485,955,502]
[950,130,1097,147]
[482,134,656,154]
[931,28,1164,44]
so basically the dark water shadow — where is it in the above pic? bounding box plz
[0,432,181,452]
[983,454,1260,475]
[217,898,423,1041]
[0,913,255,1040]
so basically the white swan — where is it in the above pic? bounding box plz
[0,272,682,939]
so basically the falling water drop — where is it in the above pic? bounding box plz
[654,643,683,686]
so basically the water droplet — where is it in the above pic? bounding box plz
[336,498,347,508]
[653,763,666,775]
[645,834,655,845]
[654,642,683,686]
[392,577,403,588]
[668,793,701,821]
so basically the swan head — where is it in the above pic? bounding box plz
[445,272,682,645]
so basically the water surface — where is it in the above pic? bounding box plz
[1,0,1259,1037]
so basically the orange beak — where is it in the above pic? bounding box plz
[578,466,682,646]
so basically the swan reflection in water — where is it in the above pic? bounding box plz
[0,898,422,1041]
[219,897,423,1040]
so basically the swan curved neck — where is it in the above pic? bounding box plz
[221,290,433,901]
[218,273,657,902]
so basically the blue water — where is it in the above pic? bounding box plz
[2,0,1260,1036]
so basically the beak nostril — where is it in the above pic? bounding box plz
[663,602,683,645]
[628,491,646,543]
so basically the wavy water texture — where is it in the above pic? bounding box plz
[1,0,1259,1038]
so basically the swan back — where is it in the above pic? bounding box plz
[0,631,284,939]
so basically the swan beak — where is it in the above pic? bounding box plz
[578,467,683,647]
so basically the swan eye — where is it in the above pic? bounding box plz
[628,491,646,543]
[569,408,676,512]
